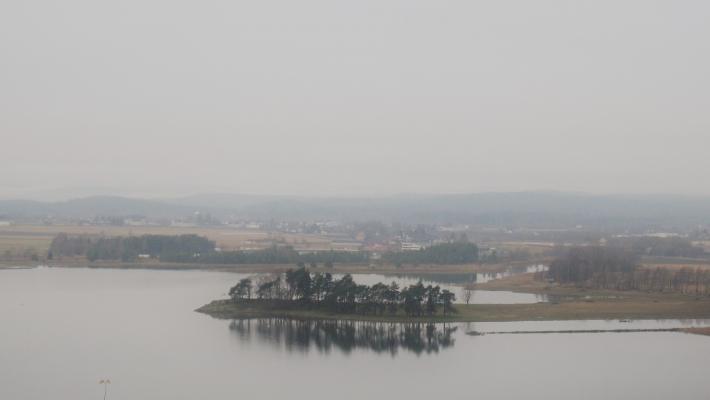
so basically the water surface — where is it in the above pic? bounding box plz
[1,267,710,400]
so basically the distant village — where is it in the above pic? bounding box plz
[0,209,516,263]
[2,207,710,265]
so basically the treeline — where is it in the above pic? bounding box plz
[89,234,215,261]
[383,242,479,265]
[50,233,480,267]
[50,233,215,262]
[230,268,457,317]
[545,246,639,288]
[49,233,367,265]
[545,246,710,295]
[49,233,94,258]
[607,236,706,258]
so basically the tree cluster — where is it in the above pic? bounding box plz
[546,246,638,288]
[87,234,215,261]
[632,266,710,295]
[49,233,367,265]
[383,242,479,265]
[545,246,710,295]
[49,233,94,258]
[50,233,215,262]
[230,268,457,317]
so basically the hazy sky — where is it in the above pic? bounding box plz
[2,1,709,199]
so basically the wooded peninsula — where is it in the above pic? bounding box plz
[199,246,710,323]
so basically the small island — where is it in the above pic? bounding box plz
[199,267,459,322]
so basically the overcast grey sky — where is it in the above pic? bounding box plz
[1,1,709,199]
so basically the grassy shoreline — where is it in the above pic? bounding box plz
[196,297,710,323]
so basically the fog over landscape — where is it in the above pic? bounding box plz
[2,1,710,199]
[4,2,710,400]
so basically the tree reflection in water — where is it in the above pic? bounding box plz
[229,319,457,355]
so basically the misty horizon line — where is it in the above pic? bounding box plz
[4,190,710,203]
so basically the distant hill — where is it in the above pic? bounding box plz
[225,192,710,229]
[2,192,710,230]
[165,193,293,210]
[0,196,195,219]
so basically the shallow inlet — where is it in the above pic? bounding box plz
[336,264,548,304]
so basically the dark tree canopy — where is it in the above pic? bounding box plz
[50,233,368,265]
[383,242,479,265]
[232,267,456,317]
[545,246,710,294]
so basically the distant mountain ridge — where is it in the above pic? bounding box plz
[0,196,194,219]
[1,192,710,229]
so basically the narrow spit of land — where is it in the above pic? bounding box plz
[468,328,684,335]
[683,327,710,336]
[467,327,710,337]
[197,295,710,323]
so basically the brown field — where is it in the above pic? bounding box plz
[640,262,710,271]
[683,327,710,336]
[0,224,359,255]
[0,225,541,275]
[0,233,54,254]
[475,271,710,302]
[640,253,710,270]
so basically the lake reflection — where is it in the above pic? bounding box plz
[229,319,457,355]
[3,267,710,400]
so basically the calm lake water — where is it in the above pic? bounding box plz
[2,267,710,400]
